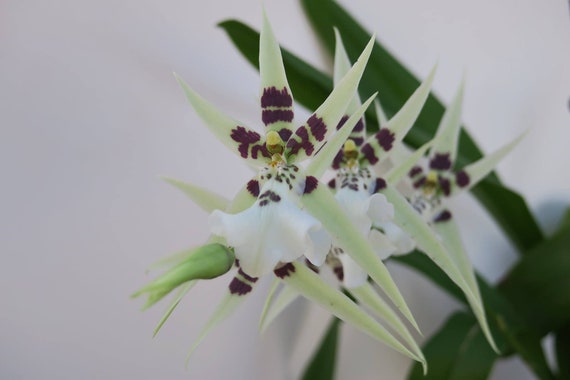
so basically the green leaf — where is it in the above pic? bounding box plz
[555,324,570,379]
[301,318,341,380]
[408,312,497,380]
[298,0,544,252]
[499,208,570,335]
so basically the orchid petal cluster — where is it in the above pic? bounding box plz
[133,10,522,371]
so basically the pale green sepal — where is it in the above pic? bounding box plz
[146,248,195,272]
[451,133,525,196]
[374,98,389,127]
[162,176,229,213]
[226,180,258,213]
[174,73,266,167]
[380,185,476,302]
[259,282,300,333]
[350,283,425,362]
[259,279,281,331]
[301,183,420,332]
[186,287,252,364]
[153,281,197,337]
[285,36,375,162]
[433,218,499,353]
[387,65,436,142]
[279,263,426,368]
[306,94,377,179]
[333,28,362,115]
[429,79,465,163]
[259,10,294,132]
[132,243,234,298]
[386,140,433,185]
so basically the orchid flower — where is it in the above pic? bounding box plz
[134,12,426,369]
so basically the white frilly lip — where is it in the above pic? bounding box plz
[333,185,397,288]
[209,179,331,278]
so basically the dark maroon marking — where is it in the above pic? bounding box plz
[333,266,344,282]
[353,118,365,132]
[251,144,270,159]
[373,177,387,193]
[375,128,396,151]
[360,143,379,164]
[234,259,240,267]
[230,126,262,159]
[307,115,327,141]
[278,128,293,142]
[351,137,364,146]
[336,115,349,130]
[305,259,320,274]
[455,170,470,187]
[261,87,293,108]
[328,178,336,189]
[433,210,452,223]
[331,150,343,169]
[262,109,294,125]
[286,126,314,156]
[409,166,423,178]
[228,277,253,295]
[246,180,260,197]
[429,153,452,170]
[413,176,426,188]
[274,263,296,279]
[259,190,281,206]
[238,268,258,283]
[303,176,319,194]
[438,176,451,196]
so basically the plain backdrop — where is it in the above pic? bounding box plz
[1,1,569,379]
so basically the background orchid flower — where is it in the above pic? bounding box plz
[135,12,426,368]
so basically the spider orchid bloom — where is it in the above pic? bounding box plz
[135,13,426,368]
[396,80,524,352]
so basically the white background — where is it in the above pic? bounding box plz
[1,0,569,379]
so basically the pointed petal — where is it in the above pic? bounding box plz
[174,73,269,166]
[306,94,376,179]
[350,283,425,362]
[361,66,436,165]
[162,177,229,213]
[429,79,465,165]
[153,281,197,337]
[259,11,294,134]
[385,140,433,185]
[276,262,425,367]
[374,98,389,127]
[259,282,300,333]
[433,217,499,352]
[187,273,257,362]
[301,180,420,332]
[451,133,525,196]
[285,36,375,162]
[379,185,477,302]
[333,28,362,116]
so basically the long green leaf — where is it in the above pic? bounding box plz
[301,318,341,380]
[555,324,570,379]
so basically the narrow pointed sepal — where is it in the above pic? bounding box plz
[361,66,436,165]
[429,79,465,164]
[379,185,477,303]
[259,11,294,134]
[433,217,499,353]
[451,133,525,196]
[284,36,375,162]
[275,262,425,367]
[349,283,425,361]
[259,281,300,333]
[306,94,376,179]
[153,281,196,337]
[174,73,270,166]
[333,28,362,116]
[374,98,389,127]
[300,180,420,332]
[162,177,229,213]
[186,271,258,362]
[386,140,433,185]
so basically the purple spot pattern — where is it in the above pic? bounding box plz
[247,180,260,197]
[409,166,423,178]
[286,126,314,156]
[438,176,451,196]
[230,126,270,159]
[434,210,452,223]
[238,268,258,283]
[455,170,470,187]
[328,178,336,189]
[303,176,319,194]
[373,177,387,193]
[360,143,379,164]
[228,277,253,295]
[307,115,327,142]
[430,153,452,170]
[333,266,344,282]
[375,129,395,151]
[274,263,296,279]
[336,115,349,130]
[261,87,293,108]
[262,110,294,125]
